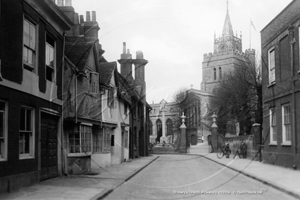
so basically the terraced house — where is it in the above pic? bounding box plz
[261,0,300,170]
[0,0,72,192]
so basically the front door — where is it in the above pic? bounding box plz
[40,113,58,180]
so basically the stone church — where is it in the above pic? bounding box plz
[201,6,255,93]
[149,4,255,144]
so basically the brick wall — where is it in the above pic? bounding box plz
[0,87,61,178]
[0,0,23,84]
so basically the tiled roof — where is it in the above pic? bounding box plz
[116,72,134,105]
[98,62,117,86]
[65,41,93,71]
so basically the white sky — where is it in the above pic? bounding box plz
[72,0,292,104]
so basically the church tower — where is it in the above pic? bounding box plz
[201,3,254,93]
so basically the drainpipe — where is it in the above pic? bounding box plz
[75,74,77,124]
[61,32,66,175]
[289,25,297,169]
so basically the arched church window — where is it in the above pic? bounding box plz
[213,68,217,80]
[156,119,162,136]
[166,119,173,136]
[219,67,222,79]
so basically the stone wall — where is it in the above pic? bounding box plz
[217,134,260,160]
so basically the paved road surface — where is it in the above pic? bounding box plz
[104,155,297,200]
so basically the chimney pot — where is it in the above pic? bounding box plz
[123,42,126,54]
[80,15,84,23]
[136,51,143,59]
[92,11,96,21]
[86,11,90,21]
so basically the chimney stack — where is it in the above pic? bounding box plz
[133,50,148,97]
[74,13,79,24]
[80,15,84,23]
[118,42,133,81]
[83,11,99,42]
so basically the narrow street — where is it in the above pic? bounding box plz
[104,154,297,200]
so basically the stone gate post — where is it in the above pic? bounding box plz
[179,112,187,153]
[211,112,218,152]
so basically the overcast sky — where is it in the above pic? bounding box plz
[72,0,292,104]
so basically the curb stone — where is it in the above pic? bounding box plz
[94,156,160,200]
[189,153,300,200]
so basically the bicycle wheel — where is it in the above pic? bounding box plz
[217,148,224,159]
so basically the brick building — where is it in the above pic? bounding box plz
[0,0,72,192]
[261,0,300,170]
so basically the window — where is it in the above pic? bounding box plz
[213,68,217,80]
[124,130,128,148]
[23,19,36,72]
[282,104,291,145]
[270,108,277,144]
[88,72,99,94]
[46,35,55,82]
[268,48,275,84]
[111,135,114,146]
[0,101,7,160]
[156,119,162,136]
[103,127,111,152]
[93,127,102,153]
[69,124,92,153]
[107,87,115,109]
[219,67,222,79]
[19,107,34,158]
[166,119,173,136]
[92,127,111,153]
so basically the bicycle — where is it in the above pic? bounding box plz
[217,145,231,159]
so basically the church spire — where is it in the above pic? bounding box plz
[222,1,233,37]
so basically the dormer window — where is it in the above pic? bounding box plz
[88,71,99,94]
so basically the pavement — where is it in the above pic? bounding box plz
[188,142,300,199]
[0,143,300,200]
[0,155,159,200]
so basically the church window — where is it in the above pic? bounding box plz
[219,67,222,79]
[268,47,275,84]
[213,68,217,80]
[166,119,173,136]
[156,119,162,136]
